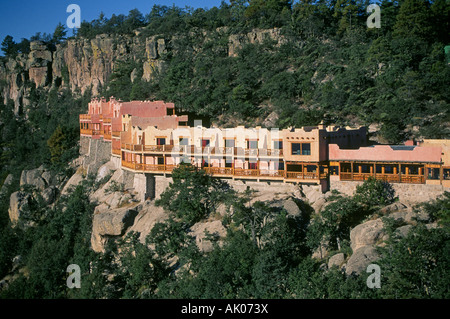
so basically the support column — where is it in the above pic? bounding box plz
[351,162,354,180]
[145,174,156,200]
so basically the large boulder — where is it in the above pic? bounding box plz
[20,166,62,193]
[61,170,84,195]
[91,206,139,252]
[190,219,227,253]
[328,253,345,269]
[95,160,116,182]
[126,201,168,243]
[345,245,380,276]
[42,186,58,205]
[0,174,13,194]
[8,191,31,225]
[283,198,301,217]
[379,202,407,215]
[20,167,47,191]
[350,219,386,252]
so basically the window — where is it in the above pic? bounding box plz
[291,143,311,155]
[401,165,419,175]
[157,157,164,165]
[302,143,311,155]
[249,162,257,169]
[247,140,258,149]
[274,161,284,171]
[443,168,450,180]
[273,140,283,150]
[201,139,210,147]
[330,166,339,176]
[292,143,301,155]
[157,138,166,145]
[428,168,440,180]
[179,137,189,146]
[225,139,235,147]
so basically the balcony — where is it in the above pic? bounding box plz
[120,161,178,173]
[286,171,318,180]
[80,129,93,135]
[79,114,91,120]
[103,118,112,124]
[119,144,285,158]
[340,172,425,184]
[112,131,121,138]
[234,168,259,177]
[204,167,234,176]
[259,169,285,178]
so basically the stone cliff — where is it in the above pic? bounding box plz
[0,28,285,114]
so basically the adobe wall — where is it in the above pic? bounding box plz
[330,180,446,205]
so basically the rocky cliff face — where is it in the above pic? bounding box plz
[0,28,285,114]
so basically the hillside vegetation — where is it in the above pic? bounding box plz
[1,1,449,183]
[0,0,449,300]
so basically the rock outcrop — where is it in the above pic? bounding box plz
[191,219,227,253]
[91,205,140,252]
[345,245,380,276]
[9,165,63,226]
[8,191,31,225]
[350,218,386,252]
[1,28,289,115]
[228,28,286,57]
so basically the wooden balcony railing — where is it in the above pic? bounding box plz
[340,172,425,184]
[80,129,93,135]
[119,144,285,158]
[103,132,112,140]
[210,147,235,155]
[120,161,180,173]
[120,158,326,182]
[112,131,121,138]
[79,114,91,120]
[204,167,234,175]
[286,171,318,180]
[121,160,136,170]
[260,149,283,157]
[112,148,121,156]
[400,175,425,184]
[234,168,259,176]
[103,118,112,124]
[259,169,285,177]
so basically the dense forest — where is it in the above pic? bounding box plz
[0,0,449,300]
[0,164,449,299]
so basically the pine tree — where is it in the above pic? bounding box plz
[393,0,432,40]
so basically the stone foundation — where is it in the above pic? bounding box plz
[330,180,446,205]
[81,137,112,176]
